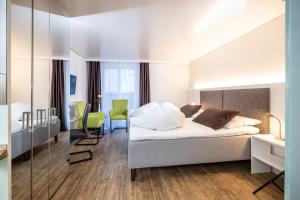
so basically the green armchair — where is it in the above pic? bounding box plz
[76,101,105,133]
[109,99,128,133]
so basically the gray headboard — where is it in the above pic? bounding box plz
[200,88,270,133]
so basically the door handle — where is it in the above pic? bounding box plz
[22,112,31,132]
[48,108,56,124]
[36,109,46,127]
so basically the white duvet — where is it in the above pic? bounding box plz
[130,118,259,141]
[131,102,185,131]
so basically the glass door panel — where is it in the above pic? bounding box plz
[0,74,6,104]
[11,1,33,199]
[0,0,7,105]
[48,9,71,199]
[31,0,51,199]
[11,1,72,199]
[0,0,9,199]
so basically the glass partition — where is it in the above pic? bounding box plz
[31,0,51,199]
[48,8,71,199]
[0,0,7,105]
[11,1,33,199]
[0,0,9,199]
[11,1,71,199]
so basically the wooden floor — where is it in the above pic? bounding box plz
[12,130,284,200]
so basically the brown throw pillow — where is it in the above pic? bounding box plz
[180,104,202,118]
[193,108,239,130]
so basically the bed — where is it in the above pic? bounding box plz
[128,88,270,181]
[11,105,61,160]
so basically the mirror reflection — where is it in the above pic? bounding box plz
[0,1,8,199]
[11,1,34,199]
[11,0,71,199]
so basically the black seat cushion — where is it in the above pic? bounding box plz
[70,129,88,141]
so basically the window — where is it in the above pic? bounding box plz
[101,62,140,129]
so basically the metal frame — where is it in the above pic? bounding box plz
[110,119,128,133]
[75,127,104,146]
[68,104,104,164]
[67,150,93,165]
[253,171,284,194]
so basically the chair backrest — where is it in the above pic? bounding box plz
[69,103,90,141]
[75,101,87,128]
[76,101,86,118]
[82,103,91,133]
[112,99,128,112]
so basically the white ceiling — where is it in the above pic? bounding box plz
[68,0,285,63]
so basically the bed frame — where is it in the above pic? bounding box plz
[11,119,61,160]
[128,88,270,181]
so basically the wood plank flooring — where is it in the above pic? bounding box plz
[12,130,284,200]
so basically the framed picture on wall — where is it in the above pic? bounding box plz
[70,74,77,95]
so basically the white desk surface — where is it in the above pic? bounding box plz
[252,134,285,148]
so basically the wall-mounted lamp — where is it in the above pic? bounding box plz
[267,113,284,141]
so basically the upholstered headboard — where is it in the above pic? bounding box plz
[200,88,270,133]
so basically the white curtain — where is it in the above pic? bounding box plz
[101,62,140,130]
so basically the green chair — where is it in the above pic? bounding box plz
[109,99,128,133]
[75,101,105,134]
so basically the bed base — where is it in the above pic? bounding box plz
[128,135,252,181]
[12,120,61,160]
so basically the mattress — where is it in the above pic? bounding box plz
[129,118,259,141]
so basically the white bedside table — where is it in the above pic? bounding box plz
[251,134,285,174]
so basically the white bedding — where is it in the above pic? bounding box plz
[11,122,23,134]
[131,102,185,131]
[130,118,259,141]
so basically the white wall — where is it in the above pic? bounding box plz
[189,15,285,137]
[11,5,31,106]
[11,4,70,109]
[190,15,285,89]
[150,63,189,107]
[10,59,51,110]
[68,50,88,103]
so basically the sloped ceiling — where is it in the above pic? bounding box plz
[66,0,285,63]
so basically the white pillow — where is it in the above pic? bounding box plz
[132,103,185,131]
[160,102,180,112]
[130,102,159,117]
[224,116,261,129]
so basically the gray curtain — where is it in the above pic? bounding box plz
[87,61,101,112]
[139,63,150,106]
[51,60,66,131]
